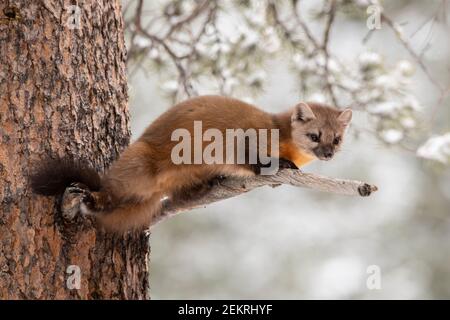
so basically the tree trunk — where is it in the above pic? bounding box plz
[0,1,149,299]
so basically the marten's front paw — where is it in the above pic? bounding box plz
[67,182,94,205]
[278,158,299,170]
[208,175,227,187]
[358,183,375,197]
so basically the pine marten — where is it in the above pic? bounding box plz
[30,95,352,232]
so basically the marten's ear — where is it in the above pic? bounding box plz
[292,103,316,123]
[338,108,352,126]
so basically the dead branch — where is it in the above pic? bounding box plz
[160,169,378,219]
[322,0,339,106]
[381,13,444,92]
[62,169,378,225]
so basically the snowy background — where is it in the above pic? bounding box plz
[124,0,450,299]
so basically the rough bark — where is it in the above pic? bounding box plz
[0,1,149,299]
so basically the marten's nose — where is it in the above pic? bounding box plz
[323,147,334,159]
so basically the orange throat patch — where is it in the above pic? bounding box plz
[279,142,316,168]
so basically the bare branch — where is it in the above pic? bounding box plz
[164,0,210,38]
[381,13,444,92]
[293,4,321,50]
[61,169,378,225]
[160,169,378,221]
[322,0,338,106]
[127,0,217,97]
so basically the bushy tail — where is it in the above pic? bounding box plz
[29,157,102,196]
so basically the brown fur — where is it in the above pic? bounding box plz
[79,96,351,232]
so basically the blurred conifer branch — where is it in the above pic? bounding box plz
[123,0,450,166]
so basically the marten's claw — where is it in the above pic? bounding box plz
[67,182,88,193]
[66,186,84,195]
[67,183,94,205]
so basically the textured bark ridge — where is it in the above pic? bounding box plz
[0,1,149,299]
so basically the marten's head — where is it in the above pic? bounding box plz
[290,102,352,161]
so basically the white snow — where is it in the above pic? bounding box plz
[417,133,450,164]
[381,129,404,144]
[246,70,266,85]
[396,60,414,77]
[375,74,398,89]
[161,80,178,93]
[148,48,159,59]
[368,101,401,115]
[359,52,382,68]
[134,35,152,48]
[400,117,416,129]
[261,27,281,53]
[308,92,327,104]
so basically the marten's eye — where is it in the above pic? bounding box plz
[307,133,320,143]
[333,136,341,145]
